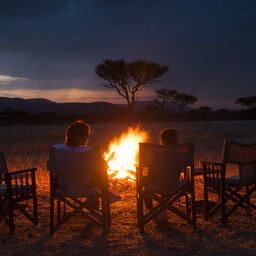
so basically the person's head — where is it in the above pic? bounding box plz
[65,120,90,147]
[159,128,177,145]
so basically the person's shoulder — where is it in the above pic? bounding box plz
[53,144,68,151]
[53,144,91,152]
[74,146,91,152]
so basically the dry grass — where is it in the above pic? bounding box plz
[1,121,256,256]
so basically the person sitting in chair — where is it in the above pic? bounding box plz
[53,120,120,209]
[143,128,178,222]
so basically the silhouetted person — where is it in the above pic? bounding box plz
[54,120,120,209]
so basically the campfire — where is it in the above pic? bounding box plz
[104,125,148,180]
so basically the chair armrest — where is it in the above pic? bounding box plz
[3,168,37,197]
[3,168,37,182]
[200,161,226,185]
[200,161,223,166]
[201,161,224,174]
[7,168,37,176]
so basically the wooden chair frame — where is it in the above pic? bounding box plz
[136,143,196,233]
[48,147,111,235]
[0,151,38,233]
[202,140,256,225]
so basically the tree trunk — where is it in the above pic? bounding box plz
[160,104,164,122]
[178,104,184,115]
[128,104,133,126]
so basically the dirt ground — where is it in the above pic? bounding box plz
[1,121,256,255]
[1,176,256,256]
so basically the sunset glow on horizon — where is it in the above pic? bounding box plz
[0,88,156,104]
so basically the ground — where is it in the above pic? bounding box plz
[0,121,256,256]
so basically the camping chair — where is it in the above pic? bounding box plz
[136,142,196,233]
[0,150,38,233]
[47,146,110,235]
[202,140,256,225]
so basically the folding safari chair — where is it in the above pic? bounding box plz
[0,151,38,233]
[48,146,110,235]
[202,140,256,225]
[136,142,196,233]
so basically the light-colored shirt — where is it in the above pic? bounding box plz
[54,144,90,153]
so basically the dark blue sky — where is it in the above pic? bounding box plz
[0,0,255,108]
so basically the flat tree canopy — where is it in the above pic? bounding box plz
[95,59,168,123]
[174,93,198,114]
[235,96,256,109]
[154,88,177,117]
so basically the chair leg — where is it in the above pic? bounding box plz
[6,178,15,234]
[7,200,15,234]
[136,188,144,232]
[221,187,226,225]
[136,167,144,233]
[105,189,111,228]
[203,176,209,221]
[190,188,196,230]
[57,200,62,223]
[185,194,190,217]
[101,187,108,233]
[50,196,55,235]
[31,170,38,226]
[32,192,38,226]
[138,193,144,233]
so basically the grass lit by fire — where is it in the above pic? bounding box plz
[1,121,256,255]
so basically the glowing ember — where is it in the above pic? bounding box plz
[104,125,148,180]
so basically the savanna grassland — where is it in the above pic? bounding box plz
[1,121,256,256]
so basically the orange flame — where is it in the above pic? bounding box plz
[104,125,148,180]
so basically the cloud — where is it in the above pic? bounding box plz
[0,74,28,85]
[0,0,255,109]
[0,0,78,19]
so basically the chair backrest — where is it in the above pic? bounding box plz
[48,146,104,196]
[222,140,256,183]
[139,142,194,194]
[0,151,8,183]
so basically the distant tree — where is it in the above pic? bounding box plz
[198,106,212,112]
[235,96,256,109]
[215,108,230,120]
[174,93,198,114]
[154,88,177,117]
[215,108,230,115]
[95,59,168,124]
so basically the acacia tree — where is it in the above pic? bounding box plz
[174,93,198,114]
[95,59,168,124]
[235,96,256,109]
[154,88,177,118]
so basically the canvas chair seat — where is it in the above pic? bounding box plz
[137,142,196,233]
[208,175,252,187]
[226,174,255,186]
[145,179,189,194]
[0,184,33,195]
[55,187,100,198]
[202,140,256,225]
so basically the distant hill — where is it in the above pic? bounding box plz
[0,97,191,115]
[0,97,123,115]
